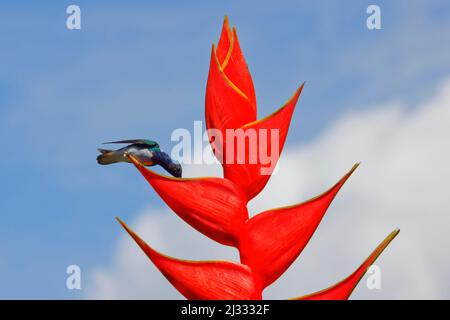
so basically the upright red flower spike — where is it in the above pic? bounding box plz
[117,17,399,300]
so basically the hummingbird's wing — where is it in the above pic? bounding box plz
[103,139,157,147]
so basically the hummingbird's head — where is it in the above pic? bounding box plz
[170,161,183,178]
[153,150,183,178]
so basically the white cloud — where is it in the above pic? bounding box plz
[86,77,450,299]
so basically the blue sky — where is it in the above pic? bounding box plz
[1,0,450,299]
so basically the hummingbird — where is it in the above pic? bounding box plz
[96,139,182,178]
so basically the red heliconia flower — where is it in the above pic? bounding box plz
[117,17,399,300]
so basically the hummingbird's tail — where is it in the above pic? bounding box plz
[97,149,121,165]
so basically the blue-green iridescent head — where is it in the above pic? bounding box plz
[145,140,161,151]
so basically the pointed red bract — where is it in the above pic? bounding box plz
[239,164,359,288]
[223,85,303,201]
[117,218,262,300]
[292,229,400,300]
[206,18,304,201]
[216,17,233,66]
[205,17,256,172]
[128,155,248,247]
[205,45,256,161]
[216,17,256,112]
[206,18,256,149]
[221,28,257,111]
